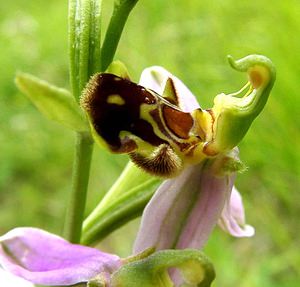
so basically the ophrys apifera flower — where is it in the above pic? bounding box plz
[81,55,275,253]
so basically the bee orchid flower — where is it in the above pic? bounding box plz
[81,55,275,254]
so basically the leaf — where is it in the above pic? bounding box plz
[15,72,88,131]
[81,162,161,245]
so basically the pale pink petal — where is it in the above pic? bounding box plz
[0,227,121,286]
[218,186,255,237]
[133,154,236,254]
[139,66,200,112]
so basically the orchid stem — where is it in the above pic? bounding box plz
[64,0,138,244]
[64,0,101,243]
[64,132,94,243]
[101,0,138,71]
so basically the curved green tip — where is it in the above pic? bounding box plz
[227,54,276,77]
[204,54,276,156]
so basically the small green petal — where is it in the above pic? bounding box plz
[15,72,88,132]
[204,54,276,155]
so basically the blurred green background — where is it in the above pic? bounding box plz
[0,0,299,286]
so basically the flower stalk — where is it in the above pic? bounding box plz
[64,0,102,243]
[65,0,140,243]
[101,0,139,71]
[69,0,102,101]
[64,132,94,243]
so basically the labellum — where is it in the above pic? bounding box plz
[81,72,211,177]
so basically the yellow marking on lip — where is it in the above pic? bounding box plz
[107,94,126,105]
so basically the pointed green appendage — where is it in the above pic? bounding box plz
[110,249,215,287]
[204,54,276,156]
[15,73,88,132]
[162,78,177,103]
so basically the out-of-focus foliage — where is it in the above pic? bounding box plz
[0,1,299,286]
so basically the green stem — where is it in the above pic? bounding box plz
[89,0,102,75]
[65,0,138,243]
[78,0,92,93]
[65,0,100,243]
[68,0,78,99]
[101,0,139,71]
[69,0,102,101]
[64,132,94,243]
